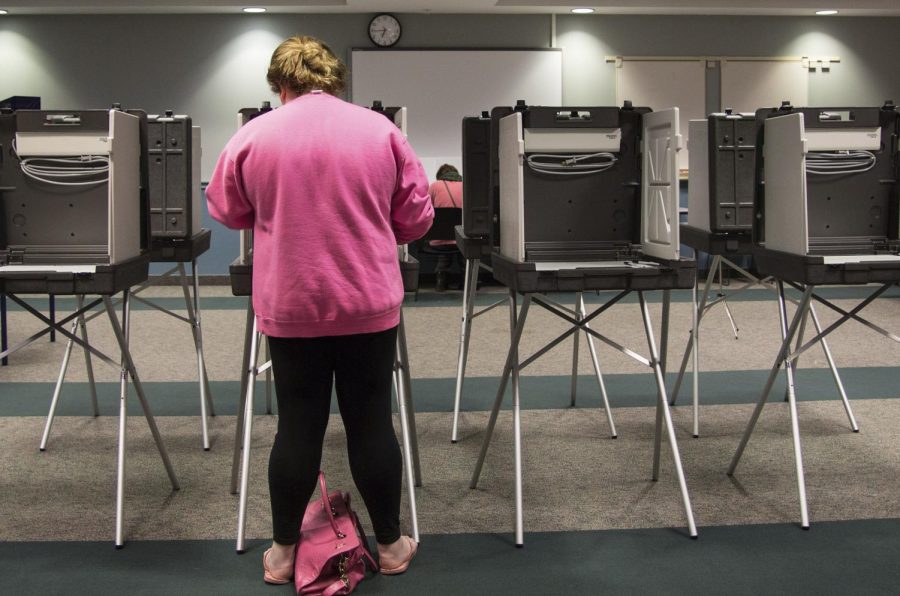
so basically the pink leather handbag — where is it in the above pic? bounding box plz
[294,472,377,595]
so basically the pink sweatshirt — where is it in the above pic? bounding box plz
[206,92,434,337]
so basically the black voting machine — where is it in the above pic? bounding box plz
[673,104,898,437]
[726,101,900,529]
[672,111,766,438]
[0,106,181,547]
[6,107,216,453]
[752,101,900,279]
[459,100,698,546]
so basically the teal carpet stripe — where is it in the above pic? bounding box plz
[4,283,900,313]
[2,519,899,595]
[1,367,898,416]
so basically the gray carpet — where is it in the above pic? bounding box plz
[1,399,898,543]
[1,284,900,547]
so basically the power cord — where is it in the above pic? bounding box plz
[13,139,110,187]
[806,150,876,175]
[526,152,617,176]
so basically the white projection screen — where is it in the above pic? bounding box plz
[350,49,562,177]
[615,59,706,173]
[721,59,809,114]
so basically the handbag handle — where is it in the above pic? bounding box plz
[317,472,346,539]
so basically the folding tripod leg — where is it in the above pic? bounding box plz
[451,258,480,443]
[397,311,422,486]
[193,261,215,418]
[809,304,858,432]
[40,308,79,451]
[690,275,700,437]
[579,293,616,438]
[265,338,273,415]
[231,302,255,494]
[470,292,531,490]
[777,283,811,529]
[638,292,697,538]
[79,296,99,418]
[570,293,581,407]
[394,328,420,543]
[105,292,180,547]
[729,283,813,529]
[671,256,718,409]
[41,296,97,450]
[509,291,525,547]
[1,295,7,366]
[236,320,262,553]
[179,262,212,451]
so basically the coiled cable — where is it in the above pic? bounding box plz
[13,139,110,187]
[806,150,876,176]
[526,152,617,176]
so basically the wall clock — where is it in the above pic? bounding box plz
[368,13,401,47]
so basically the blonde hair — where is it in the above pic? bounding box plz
[266,36,347,97]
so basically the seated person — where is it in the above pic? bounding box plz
[426,164,463,291]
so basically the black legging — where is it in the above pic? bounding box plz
[266,326,402,546]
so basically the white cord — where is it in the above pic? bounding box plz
[12,139,110,187]
[806,150,876,176]
[526,152,617,176]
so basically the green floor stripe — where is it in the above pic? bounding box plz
[4,283,900,313]
[1,367,898,417]
[2,519,899,595]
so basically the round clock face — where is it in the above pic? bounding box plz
[368,13,401,47]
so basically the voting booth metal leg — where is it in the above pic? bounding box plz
[690,272,700,437]
[40,295,99,450]
[778,288,855,432]
[472,290,696,542]
[231,301,256,495]
[451,259,505,443]
[49,296,56,342]
[717,264,740,339]
[638,291,697,538]
[670,254,854,438]
[469,290,531,546]
[80,300,100,418]
[394,311,420,542]
[577,293,617,438]
[48,263,216,451]
[236,318,262,554]
[508,292,525,546]
[669,256,718,438]
[570,293,581,407]
[659,290,671,376]
[103,291,180,548]
[728,282,814,529]
[395,310,422,487]
[808,304,858,432]
[671,256,719,409]
[178,261,214,450]
[265,339,273,415]
[451,258,480,443]
[113,295,130,550]
[1,295,7,365]
[192,261,215,419]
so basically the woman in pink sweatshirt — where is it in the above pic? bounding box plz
[206,36,433,583]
